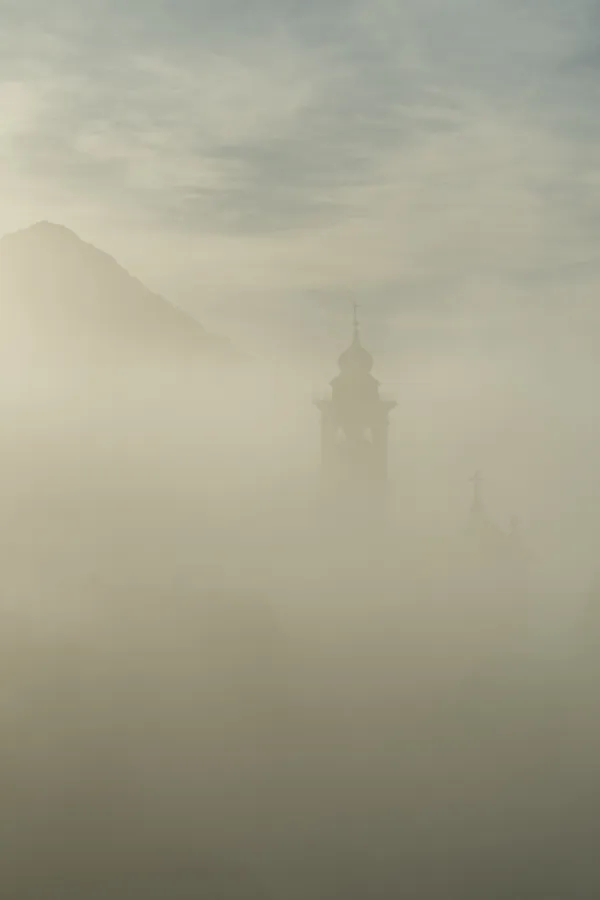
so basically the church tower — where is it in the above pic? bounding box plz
[465,471,529,587]
[314,305,396,506]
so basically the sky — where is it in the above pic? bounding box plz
[1,0,600,344]
[3,8,600,886]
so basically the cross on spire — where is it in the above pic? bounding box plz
[470,470,482,489]
[351,300,361,345]
[470,470,483,512]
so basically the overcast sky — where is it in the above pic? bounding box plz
[4,1,600,578]
[1,0,600,345]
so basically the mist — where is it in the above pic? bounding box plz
[3,0,600,895]
[1,258,599,898]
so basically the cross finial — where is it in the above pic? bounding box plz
[470,470,482,510]
[352,300,359,331]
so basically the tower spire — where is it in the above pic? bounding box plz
[351,300,361,346]
[470,470,483,516]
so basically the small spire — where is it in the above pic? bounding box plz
[470,470,483,514]
[336,300,374,373]
[352,300,360,341]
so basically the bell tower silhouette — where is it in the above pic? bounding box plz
[314,304,396,502]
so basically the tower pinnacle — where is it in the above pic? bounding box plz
[314,308,396,497]
[470,470,483,517]
[352,300,360,334]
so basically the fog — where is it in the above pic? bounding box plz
[4,0,600,889]
[1,270,600,900]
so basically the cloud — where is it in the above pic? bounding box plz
[4,0,600,573]
[1,0,600,334]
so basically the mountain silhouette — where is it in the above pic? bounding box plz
[0,222,234,364]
